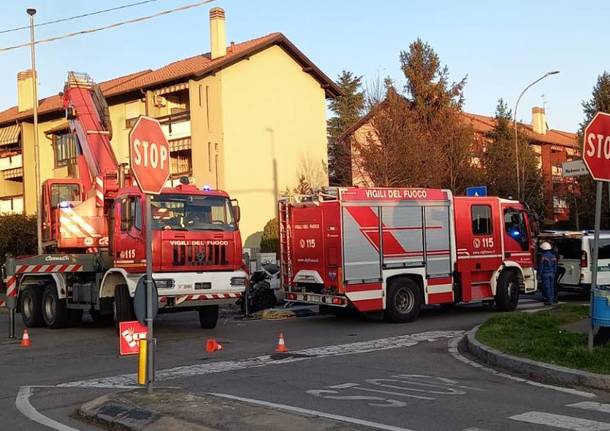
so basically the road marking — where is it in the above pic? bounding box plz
[59,330,462,388]
[210,392,417,431]
[16,386,80,431]
[509,411,610,430]
[447,336,597,399]
[568,402,610,414]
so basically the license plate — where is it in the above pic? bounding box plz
[195,282,212,290]
[308,295,321,303]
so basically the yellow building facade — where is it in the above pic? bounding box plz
[0,7,338,246]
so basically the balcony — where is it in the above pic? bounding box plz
[0,151,23,181]
[158,111,192,152]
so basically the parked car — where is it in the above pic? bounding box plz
[539,231,610,290]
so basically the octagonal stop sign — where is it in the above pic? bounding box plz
[583,112,610,182]
[129,116,170,194]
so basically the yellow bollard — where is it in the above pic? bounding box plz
[138,339,147,385]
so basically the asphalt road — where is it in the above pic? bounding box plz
[1,293,608,431]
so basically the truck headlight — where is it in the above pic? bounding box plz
[230,277,247,286]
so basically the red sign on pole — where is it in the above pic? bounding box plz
[129,116,170,194]
[119,321,148,356]
[583,112,610,182]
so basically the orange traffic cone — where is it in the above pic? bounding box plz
[205,338,223,352]
[20,329,31,347]
[275,332,288,353]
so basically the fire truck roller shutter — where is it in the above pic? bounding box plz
[380,205,424,267]
[423,205,453,303]
[342,206,381,282]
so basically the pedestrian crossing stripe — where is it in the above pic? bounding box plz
[510,411,610,430]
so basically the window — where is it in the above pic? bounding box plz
[471,205,492,235]
[50,184,81,207]
[120,197,142,231]
[555,238,581,260]
[593,239,610,260]
[150,194,235,232]
[52,133,77,168]
[504,209,528,251]
[170,150,192,177]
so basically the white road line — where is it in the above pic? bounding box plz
[568,402,610,414]
[210,392,416,431]
[509,411,610,430]
[447,336,597,399]
[59,330,463,388]
[16,386,80,431]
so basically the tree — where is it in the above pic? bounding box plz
[259,218,279,254]
[327,71,365,186]
[483,99,544,215]
[571,72,610,229]
[0,214,37,266]
[354,39,475,193]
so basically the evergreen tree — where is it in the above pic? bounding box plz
[327,71,364,186]
[483,99,544,215]
[572,72,610,229]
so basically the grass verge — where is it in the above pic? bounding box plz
[477,304,610,375]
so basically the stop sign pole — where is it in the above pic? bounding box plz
[129,116,170,392]
[582,111,610,352]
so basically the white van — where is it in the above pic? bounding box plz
[541,231,610,290]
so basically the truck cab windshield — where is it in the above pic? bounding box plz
[151,194,235,231]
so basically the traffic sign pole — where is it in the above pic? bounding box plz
[145,194,154,392]
[588,181,603,352]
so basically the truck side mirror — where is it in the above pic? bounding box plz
[231,199,241,223]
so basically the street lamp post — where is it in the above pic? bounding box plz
[513,70,560,200]
[27,8,42,255]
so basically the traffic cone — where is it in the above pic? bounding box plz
[275,332,288,353]
[20,329,31,347]
[205,338,223,352]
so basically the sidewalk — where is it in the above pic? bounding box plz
[79,388,367,431]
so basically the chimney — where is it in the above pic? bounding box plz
[531,106,547,135]
[209,7,226,60]
[17,70,35,113]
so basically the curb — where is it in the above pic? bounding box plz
[464,325,610,391]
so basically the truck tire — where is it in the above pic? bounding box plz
[385,277,422,323]
[495,270,520,311]
[198,305,219,329]
[21,286,44,328]
[114,284,135,330]
[42,285,68,329]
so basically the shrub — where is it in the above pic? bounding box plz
[0,214,37,265]
[259,217,279,254]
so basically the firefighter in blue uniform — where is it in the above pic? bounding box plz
[538,241,558,305]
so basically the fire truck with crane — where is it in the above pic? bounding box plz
[280,187,538,321]
[2,72,247,330]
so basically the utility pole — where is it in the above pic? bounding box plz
[27,8,42,255]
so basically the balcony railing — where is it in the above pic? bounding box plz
[0,151,23,171]
[158,111,191,143]
[3,167,23,180]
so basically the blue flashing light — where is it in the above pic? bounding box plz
[202,184,212,191]
[59,201,70,208]
[509,229,522,239]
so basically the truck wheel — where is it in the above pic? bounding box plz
[198,305,219,329]
[495,270,520,311]
[385,278,422,323]
[21,286,44,328]
[114,284,135,329]
[42,285,68,329]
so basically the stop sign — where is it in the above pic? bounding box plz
[583,112,610,182]
[129,117,170,194]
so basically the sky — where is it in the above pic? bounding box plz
[0,0,608,132]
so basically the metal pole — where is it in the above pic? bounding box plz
[513,71,560,201]
[145,194,154,392]
[588,181,603,352]
[27,9,42,255]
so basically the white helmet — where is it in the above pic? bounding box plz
[540,241,552,251]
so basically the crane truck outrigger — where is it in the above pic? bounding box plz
[3,73,247,330]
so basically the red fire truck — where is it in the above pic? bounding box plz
[280,187,538,322]
[2,73,246,329]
